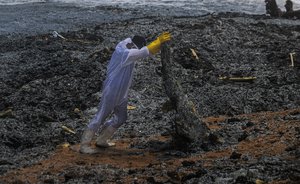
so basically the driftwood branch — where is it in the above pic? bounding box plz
[282,10,300,19]
[161,43,209,144]
[265,0,300,19]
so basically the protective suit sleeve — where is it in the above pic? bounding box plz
[123,46,150,66]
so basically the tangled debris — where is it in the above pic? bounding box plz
[0,12,300,183]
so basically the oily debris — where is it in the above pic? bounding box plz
[0,12,299,183]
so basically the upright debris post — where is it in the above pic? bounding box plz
[161,43,209,145]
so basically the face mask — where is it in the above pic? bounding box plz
[126,42,138,49]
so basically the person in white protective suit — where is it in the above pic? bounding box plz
[80,32,171,154]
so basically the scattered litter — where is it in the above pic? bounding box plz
[255,179,266,184]
[0,109,13,118]
[289,52,296,67]
[74,108,81,113]
[190,48,199,60]
[52,31,66,40]
[219,76,256,82]
[127,105,137,110]
[62,143,70,148]
[62,125,76,134]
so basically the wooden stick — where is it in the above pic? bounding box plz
[190,48,199,60]
[62,125,76,134]
[290,52,296,67]
[219,76,257,82]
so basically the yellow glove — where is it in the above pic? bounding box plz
[147,32,171,55]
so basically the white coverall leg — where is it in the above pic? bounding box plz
[102,99,128,129]
[87,97,128,132]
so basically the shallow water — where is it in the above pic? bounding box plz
[1,0,299,14]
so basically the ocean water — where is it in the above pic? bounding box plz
[0,0,45,5]
[0,0,299,14]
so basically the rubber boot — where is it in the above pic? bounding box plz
[96,126,117,148]
[79,128,96,154]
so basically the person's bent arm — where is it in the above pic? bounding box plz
[123,46,150,66]
[123,32,172,65]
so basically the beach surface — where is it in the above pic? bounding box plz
[0,2,300,184]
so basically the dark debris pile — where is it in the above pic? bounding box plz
[0,13,300,183]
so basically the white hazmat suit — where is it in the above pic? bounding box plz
[88,38,150,131]
[80,32,171,154]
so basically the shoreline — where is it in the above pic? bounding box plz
[0,2,147,36]
[1,2,300,37]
